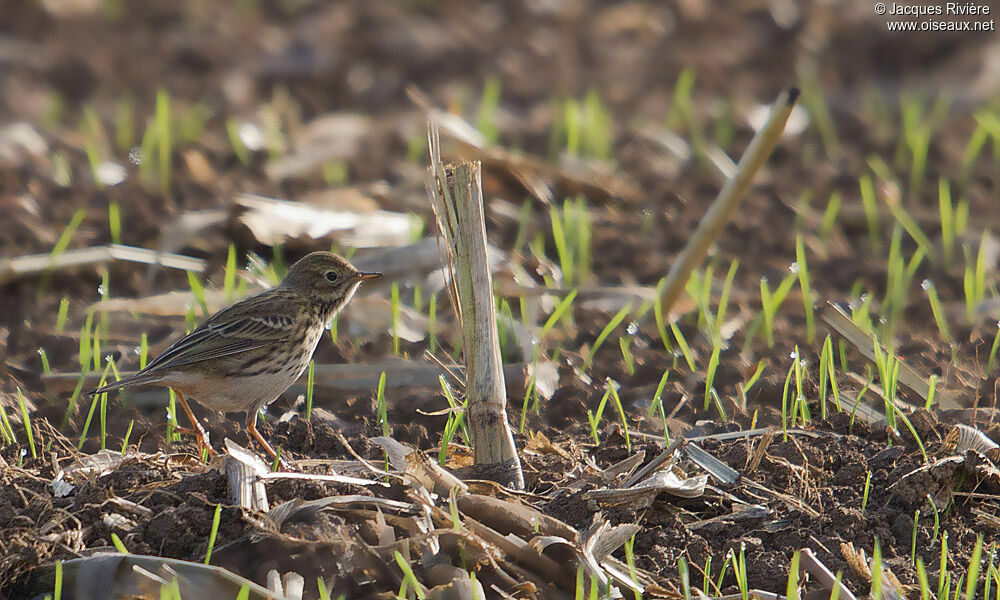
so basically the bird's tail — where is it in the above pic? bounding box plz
[88,372,164,396]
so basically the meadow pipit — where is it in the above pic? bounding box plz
[90,251,380,463]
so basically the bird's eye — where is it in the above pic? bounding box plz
[324,271,338,282]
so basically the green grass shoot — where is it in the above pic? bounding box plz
[110,533,128,554]
[587,382,613,444]
[376,371,389,436]
[187,271,209,317]
[922,280,953,344]
[226,118,252,165]
[56,297,70,332]
[305,360,315,420]
[794,236,815,343]
[391,282,400,354]
[204,503,222,564]
[862,470,872,514]
[224,243,238,303]
[427,294,437,353]
[703,344,720,411]
[16,388,37,459]
[121,419,134,455]
[858,175,881,251]
[619,335,636,376]
[108,200,122,244]
[534,290,577,361]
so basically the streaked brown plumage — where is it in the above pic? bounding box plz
[90,251,380,463]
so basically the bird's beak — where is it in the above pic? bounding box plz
[357,272,382,281]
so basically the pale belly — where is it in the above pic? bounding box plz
[161,326,324,414]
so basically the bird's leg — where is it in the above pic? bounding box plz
[246,410,291,470]
[171,389,217,458]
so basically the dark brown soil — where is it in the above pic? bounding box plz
[2,0,999,598]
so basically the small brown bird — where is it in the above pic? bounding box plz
[90,251,380,463]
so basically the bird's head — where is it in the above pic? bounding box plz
[280,251,381,309]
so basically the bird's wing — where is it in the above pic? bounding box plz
[140,289,305,372]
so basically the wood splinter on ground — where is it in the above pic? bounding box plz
[425,123,525,490]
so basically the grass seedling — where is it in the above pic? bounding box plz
[939,532,951,600]
[427,294,438,353]
[16,389,37,459]
[741,360,767,401]
[121,419,134,454]
[798,66,839,158]
[961,110,1000,182]
[818,335,841,417]
[859,175,881,251]
[226,118,252,166]
[38,348,51,375]
[987,324,1000,373]
[758,273,797,348]
[204,503,222,564]
[619,335,636,376]
[608,382,631,451]
[587,382,613,444]
[108,200,121,244]
[475,76,502,145]
[518,371,538,433]
[871,538,884,600]
[99,372,109,449]
[317,577,332,600]
[139,332,149,369]
[583,303,632,371]
[56,297,70,332]
[224,243,238,303]
[862,470,872,514]
[820,191,842,242]
[187,271,209,317]
[731,544,749,600]
[922,279,954,345]
[53,560,62,600]
[155,91,171,192]
[912,509,921,564]
[873,341,901,431]
[786,550,801,600]
[704,344,721,411]
[916,559,931,600]
[110,533,128,554]
[964,536,984,600]
[926,494,941,544]
[114,94,135,152]
[624,534,641,600]
[668,67,705,159]
[79,360,113,449]
[166,388,180,443]
[40,208,86,297]
[938,178,960,269]
[438,409,467,467]
[652,282,674,353]
[0,398,16,446]
[534,290,577,361]
[375,371,389,436]
[669,321,697,371]
[305,360,315,420]
[390,282,401,354]
[963,233,989,323]
[649,369,671,443]
[794,236,815,343]
[886,193,935,264]
[393,550,427,600]
[678,556,692,600]
[648,369,671,418]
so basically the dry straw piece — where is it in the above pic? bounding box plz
[425,124,524,489]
